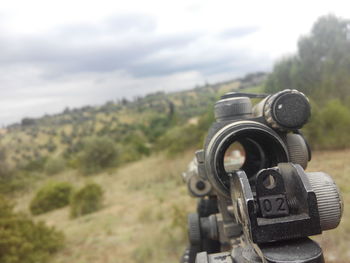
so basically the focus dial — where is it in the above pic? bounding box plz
[308,172,343,231]
[214,97,252,121]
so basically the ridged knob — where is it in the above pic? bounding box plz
[188,213,201,245]
[214,97,252,121]
[286,133,309,169]
[308,172,343,231]
[264,90,310,131]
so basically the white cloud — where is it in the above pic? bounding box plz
[0,0,349,125]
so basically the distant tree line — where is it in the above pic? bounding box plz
[266,15,350,102]
[265,14,350,149]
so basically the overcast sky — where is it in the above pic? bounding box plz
[0,0,349,125]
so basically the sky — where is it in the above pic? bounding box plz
[0,0,349,125]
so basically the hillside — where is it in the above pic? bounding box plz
[0,72,266,262]
[0,72,266,193]
[0,14,349,263]
[1,67,348,263]
[9,148,349,263]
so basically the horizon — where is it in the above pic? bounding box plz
[0,0,349,125]
[4,72,256,127]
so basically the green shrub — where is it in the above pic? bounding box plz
[45,157,66,175]
[78,136,118,174]
[30,182,73,215]
[21,157,47,172]
[156,124,203,156]
[119,146,142,163]
[118,133,150,163]
[154,110,214,156]
[70,183,103,218]
[142,115,172,143]
[303,99,350,149]
[0,158,14,194]
[0,172,35,194]
[0,195,64,263]
[123,134,150,156]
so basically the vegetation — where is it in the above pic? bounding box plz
[30,182,73,215]
[0,147,16,193]
[0,13,348,263]
[8,149,347,263]
[0,195,64,263]
[266,15,350,100]
[265,15,350,149]
[70,183,104,218]
[77,136,118,174]
[156,109,215,156]
[45,157,66,175]
[0,71,245,184]
[303,100,350,149]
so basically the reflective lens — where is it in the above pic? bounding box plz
[223,142,246,173]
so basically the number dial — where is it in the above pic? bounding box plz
[259,194,289,218]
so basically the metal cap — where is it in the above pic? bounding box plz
[308,172,343,231]
[214,97,252,121]
[264,90,310,131]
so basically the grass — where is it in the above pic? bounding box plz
[247,85,264,93]
[307,149,350,262]
[15,150,196,263]
[13,148,350,263]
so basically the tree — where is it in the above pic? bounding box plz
[266,15,350,103]
[78,136,118,174]
[0,147,13,193]
[21,118,37,126]
[0,195,64,263]
[266,15,350,149]
[70,183,104,218]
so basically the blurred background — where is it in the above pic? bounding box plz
[0,1,349,262]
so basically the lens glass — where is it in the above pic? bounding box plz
[223,142,246,173]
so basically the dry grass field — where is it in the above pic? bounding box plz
[14,149,350,263]
[15,150,197,263]
[308,150,350,263]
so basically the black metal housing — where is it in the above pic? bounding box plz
[230,163,322,243]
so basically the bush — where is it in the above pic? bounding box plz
[155,110,214,156]
[30,182,73,215]
[46,141,57,153]
[0,172,33,194]
[70,183,103,218]
[123,134,150,156]
[78,136,118,174]
[0,158,14,193]
[0,195,64,263]
[303,99,350,149]
[119,146,142,163]
[156,124,204,156]
[21,157,47,172]
[45,157,66,175]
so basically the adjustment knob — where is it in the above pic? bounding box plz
[308,172,343,231]
[264,90,310,131]
[286,133,310,169]
[214,97,252,121]
[188,213,202,245]
[188,175,212,197]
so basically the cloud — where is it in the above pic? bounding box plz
[0,5,303,125]
[0,13,264,79]
[219,26,260,39]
